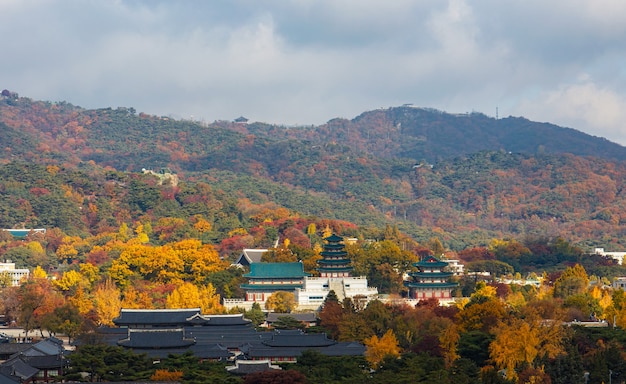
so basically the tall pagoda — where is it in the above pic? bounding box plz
[404,255,458,300]
[318,234,353,278]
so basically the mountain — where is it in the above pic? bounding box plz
[2,93,626,251]
[222,106,626,162]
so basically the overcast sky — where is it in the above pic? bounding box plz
[2,1,626,144]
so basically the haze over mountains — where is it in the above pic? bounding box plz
[2,92,626,251]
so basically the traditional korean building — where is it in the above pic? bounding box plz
[317,234,353,278]
[0,338,66,384]
[295,234,378,307]
[240,262,310,303]
[404,255,458,301]
[224,235,378,310]
[98,309,365,362]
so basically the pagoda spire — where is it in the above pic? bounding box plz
[318,234,353,278]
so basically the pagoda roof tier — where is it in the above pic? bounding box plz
[409,271,454,278]
[320,250,348,257]
[404,282,459,288]
[414,255,450,268]
[322,243,346,250]
[318,259,352,265]
[324,234,344,243]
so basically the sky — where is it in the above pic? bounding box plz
[2,0,626,144]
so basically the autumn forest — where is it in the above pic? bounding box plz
[1,91,626,383]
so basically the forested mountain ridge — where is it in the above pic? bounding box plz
[219,106,626,162]
[2,94,626,251]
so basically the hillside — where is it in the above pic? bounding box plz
[2,94,626,251]
[220,106,626,162]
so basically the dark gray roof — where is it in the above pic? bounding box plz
[21,338,64,357]
[118,329,195,349]
[113,308,202,326]
[18,354,65,369]
[235,249,267,266]
[0,357,38,381]
[0,373,19,384]
[263,330,335,347]
[245,342,365,358]
[206,314,251,326]
[226,360,281,375]
[0,344,30,357]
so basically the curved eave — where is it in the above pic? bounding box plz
[320,251,348,257]
[409,272,454,278]
[404,282,458,288]
[414,261,448,268]
[318,267,353,272]
[318,259,351,265]
[240,284,302,290]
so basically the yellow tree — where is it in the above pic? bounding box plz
[53,270,84,292]
[489,319,539,381]
[265,291,297,313]
[364,329,401,369]
[121,286,153,309]
[439,324,460,368]
[168,239,226,283]
[166,282,223,314]
[489,316,565,382]
[32,266,48,279]
[69,286,93,315]
[93,279,122,326]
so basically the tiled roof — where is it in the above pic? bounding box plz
[0,344,30,356]
[205,314,251,326]
[0,372,19,384]
[263,330,335,347]
[21,338,64,357]
[245,341,365,358]
[113,308,201,326]
[0,357,38,381]
[226,360,281,375]
[118,329,195,348]
[240,283,303,291]
[235,249,267,266]
[18,354,64,369]
[243,263,309,278]
[324,234,344,242]
[415,255,449,268]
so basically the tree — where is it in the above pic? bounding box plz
[42,303,83,343]
[17,277,63,337]
[93,279,122,326]
[63,344,154,382]
[364,329,401,369]
[244,370,307,384]
[166,282,223,314]
[244,302,266,327]
[439,324,460,368]
[553,264,589,299]
[272,315,306,330]
[265,291,296,313]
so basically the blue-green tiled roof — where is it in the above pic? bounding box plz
[243,262,310,278]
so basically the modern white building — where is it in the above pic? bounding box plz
[295,275,378,309]
[594,248,626,265]
[0,262,29,286]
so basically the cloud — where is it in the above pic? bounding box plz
[2,0,626,144]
